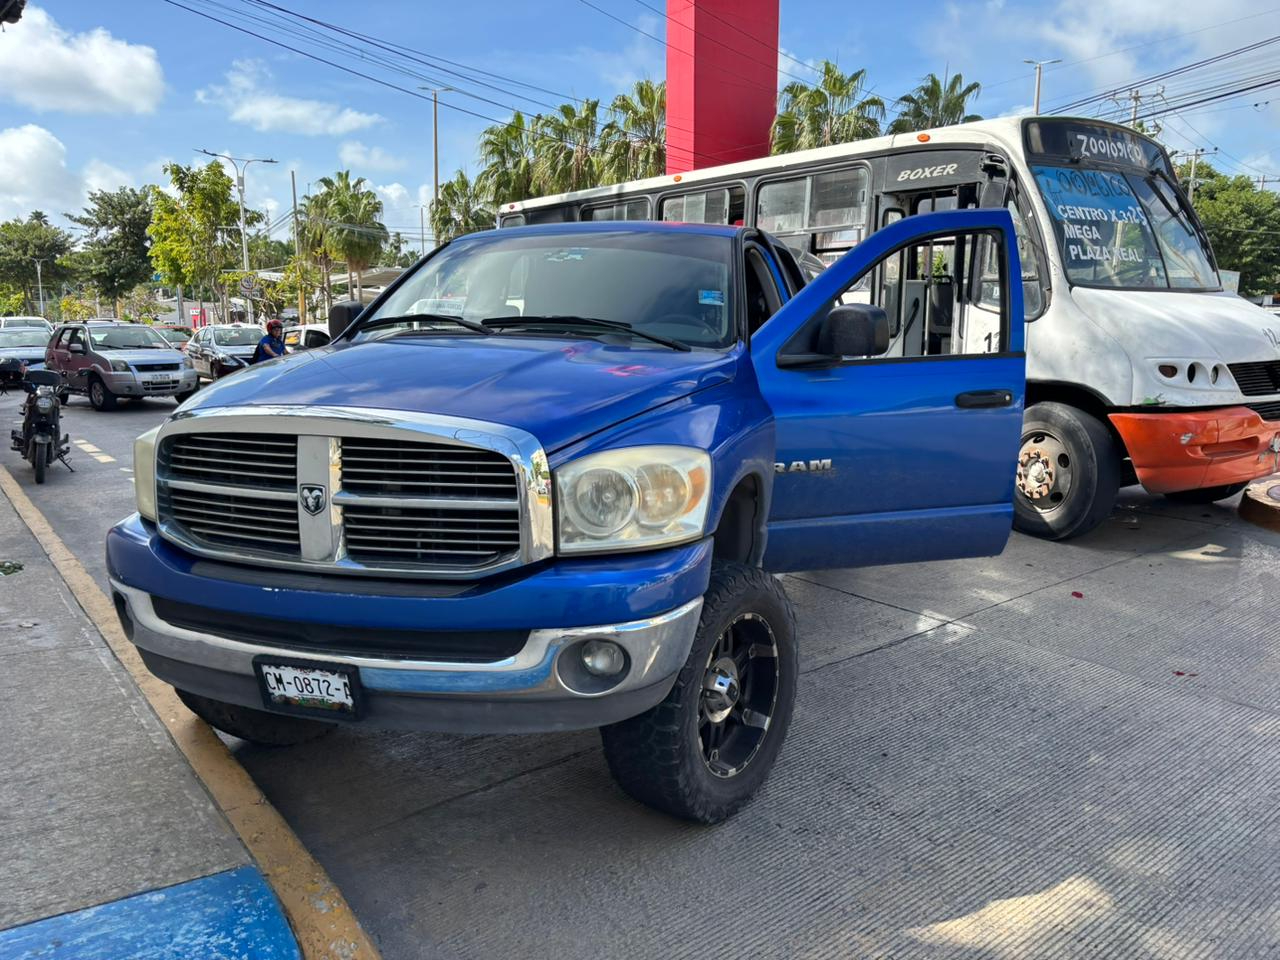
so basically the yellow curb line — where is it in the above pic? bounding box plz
[0,465,380,960]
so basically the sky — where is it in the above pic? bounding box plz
[1,0,1277,255]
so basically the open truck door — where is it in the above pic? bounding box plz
[750,208,1027,571]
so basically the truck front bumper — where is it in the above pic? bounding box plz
[103,369,197,398]
[106,515,712,733]
[1110,406,1280,494]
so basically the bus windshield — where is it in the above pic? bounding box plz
[1025,120,1218,291]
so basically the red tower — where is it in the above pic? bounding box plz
[665,0,780,173]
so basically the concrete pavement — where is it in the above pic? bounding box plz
[0,475,298,957]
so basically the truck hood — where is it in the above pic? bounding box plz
[0,346,47,363]
[1072,287,1280,365]
[182,336,738,451]
[214,344,258,360]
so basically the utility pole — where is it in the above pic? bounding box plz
[198,148,277,324]
[1023,59,1061,114]
[291,169,306,321]
[1179,146,1218,202]
[1110,86,1163,126]
[32,259,45,317]
[418,86,455,203]
[1258,175,1275,191]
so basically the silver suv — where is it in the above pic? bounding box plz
[46,321,197,410]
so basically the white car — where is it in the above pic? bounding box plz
[0,316,53,334]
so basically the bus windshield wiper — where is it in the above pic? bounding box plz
[484,315,692,352]
[360,312,491,335]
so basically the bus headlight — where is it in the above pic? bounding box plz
[556,446,710,555]
[134,426,160,522]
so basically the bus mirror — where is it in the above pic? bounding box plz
[979,178,1009,209]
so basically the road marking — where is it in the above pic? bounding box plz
[73,439,115,463]
[0,465,380,960]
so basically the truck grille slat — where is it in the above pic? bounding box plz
[1229,361,1280,397]
[1247,400,1280,422]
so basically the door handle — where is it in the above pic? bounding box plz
[955,389,1014,409]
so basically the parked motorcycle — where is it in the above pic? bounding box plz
[8,368,72,483]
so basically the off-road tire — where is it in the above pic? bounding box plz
[1014,402,1120,541]
[175,688,334,746]
[88,376,117,411]
[600,562,798,824]
[1165,482,1248,504]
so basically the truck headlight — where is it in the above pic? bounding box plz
[110,360,131,373]
[556,446,710,555]
[134,426,160,522]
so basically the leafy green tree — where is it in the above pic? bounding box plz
[477,110,539,206]
[771,63,884,154]
[66,187,154,314]
[299,191,337,315]
[1180,161,1280,298]
[58,294,96,321]
[0,213,74,314]
[313,171,388,301]
[600,80,666,183]
[534,100,602,194]
[387,232,418,268]
[430,171,493,242]
[149,162,257,322]
[888,71,982,134]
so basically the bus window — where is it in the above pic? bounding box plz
[757,166,870,261]
[660,186,745,225]
[499,213,526,228]
[582,199,651,221]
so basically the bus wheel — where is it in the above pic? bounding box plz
[1013,402,1119,541]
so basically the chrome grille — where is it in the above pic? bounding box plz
[340,438,518,498]
[153,413,547,579]
[164,487,300,555]
[134,363,181,372]
[1228,361,1280,397]
[343,505,521,565]
[166,433,297,490]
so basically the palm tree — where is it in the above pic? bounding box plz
[599,80,666,184]
[770,62,885,155]
[534,100,602,195]
[313,170,388,303]
[299,192,336,315]
[431,171,494,242]
[888,71,982,134]
[477,110,538,206]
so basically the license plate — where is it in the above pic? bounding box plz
[253,657,361,718]
[143,372,175,382]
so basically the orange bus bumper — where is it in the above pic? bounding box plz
[1109,407,1280,494]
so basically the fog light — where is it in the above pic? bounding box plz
[581,639,626,676]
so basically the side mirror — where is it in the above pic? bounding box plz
[328,300,365,339]
[68,342,85,355]
[816,304,890,358]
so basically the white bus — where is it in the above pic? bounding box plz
[498,116,1280,539]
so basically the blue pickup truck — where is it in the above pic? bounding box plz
[108,210,1025,822]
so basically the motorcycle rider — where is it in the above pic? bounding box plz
[252,319,286,363]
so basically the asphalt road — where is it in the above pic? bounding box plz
[9,391,1280,959]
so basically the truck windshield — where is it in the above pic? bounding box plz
[1024,119,1218,291]
[359,229,734,348]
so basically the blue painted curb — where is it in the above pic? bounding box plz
[0,865,300,960]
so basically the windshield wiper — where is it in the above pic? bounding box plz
[359,312,491,335]
[483,315,692,352]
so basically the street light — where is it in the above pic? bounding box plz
[412,202,429,255]
[197,148,277,323]
[418,86,455,203]
[1023,59,1062,115]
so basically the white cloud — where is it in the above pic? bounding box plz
[0,124,133,222]
[0,7,164,114]
[198,60,382,136]
[375,182,433,247]
[338,140,407,172]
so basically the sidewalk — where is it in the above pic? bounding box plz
[0,491,299,958]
